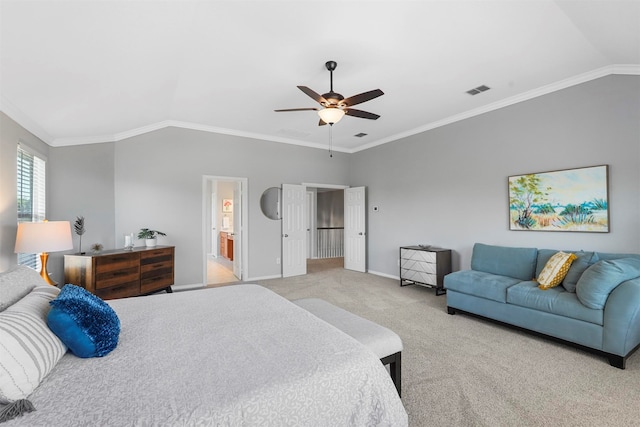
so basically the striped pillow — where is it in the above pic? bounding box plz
[0,286,67,403]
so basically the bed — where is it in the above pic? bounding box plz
[1,278,407,426]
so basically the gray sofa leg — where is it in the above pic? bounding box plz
[608,355,626,369]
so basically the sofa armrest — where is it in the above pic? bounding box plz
[603,277,640,356]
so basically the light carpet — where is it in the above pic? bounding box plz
[254,258,640,427]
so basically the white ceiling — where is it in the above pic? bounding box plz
[1,0,639,153]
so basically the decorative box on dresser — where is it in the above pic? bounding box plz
[64,246,175,300]
[400,246,452,295]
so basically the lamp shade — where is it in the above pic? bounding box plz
[15,221,74,254]
[317,107,345,124]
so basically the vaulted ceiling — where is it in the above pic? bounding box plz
[1,1,638,153]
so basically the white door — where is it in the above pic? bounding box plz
[210,190,217,256]
[306,191,314,259]
[282,184,307,277]
[344,186,366,272]
[232,182,242,279]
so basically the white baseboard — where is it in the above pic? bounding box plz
[367,270,399,281]
[172,283,206,292]
[244,274,282,282]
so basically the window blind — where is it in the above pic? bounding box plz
[17,145,46,269]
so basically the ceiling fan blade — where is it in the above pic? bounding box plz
[274,108,319,112]
[318,119,327,126]
[344,108,380,120]
[342,89,384,107]
[298,86,327,104]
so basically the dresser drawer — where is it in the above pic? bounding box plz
[96,253,139,273]
[401,269,437,286]
[401,258,437,274]
[400,248,436,263]
[95,266,140,289]
[95,281,140,300]
[140,247,173,263]
[140,273,173,294]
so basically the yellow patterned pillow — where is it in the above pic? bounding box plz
[537,251,577,290]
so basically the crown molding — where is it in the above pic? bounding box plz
[50,119,350,153]
[0,95,53,144]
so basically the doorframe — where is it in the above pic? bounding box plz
[202,175,249,285]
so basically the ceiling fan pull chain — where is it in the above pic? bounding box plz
[329,124,333,158]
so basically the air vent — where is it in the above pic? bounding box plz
[466,85,491,96]
[354,133,368,138]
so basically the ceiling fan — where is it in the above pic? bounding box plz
[275,60,384,126]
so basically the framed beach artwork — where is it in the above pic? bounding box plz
[508,165,609,232]
[222,199,233,213]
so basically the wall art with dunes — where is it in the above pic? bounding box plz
[508,165,609,232]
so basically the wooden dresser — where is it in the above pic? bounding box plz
[64,246,174,300]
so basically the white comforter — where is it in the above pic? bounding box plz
[9,284,407,426]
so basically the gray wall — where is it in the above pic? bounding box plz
[351,75,640,277]
[0,113,51,272]
[112,127,350,285]
[317,190,344,228]
[48,143,116,269]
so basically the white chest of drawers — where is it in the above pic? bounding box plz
[400,246,452,295]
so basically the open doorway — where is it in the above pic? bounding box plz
[202,175,248,286]
[305,186,346,274]
[281,183,366,277]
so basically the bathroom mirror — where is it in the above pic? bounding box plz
[260,187,281,220]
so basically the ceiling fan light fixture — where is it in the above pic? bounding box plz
[318,107,345,125]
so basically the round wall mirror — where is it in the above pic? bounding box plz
[260,187,281,220]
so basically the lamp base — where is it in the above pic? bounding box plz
[39,252,57,286]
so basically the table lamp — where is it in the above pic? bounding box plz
[14,220,74,286]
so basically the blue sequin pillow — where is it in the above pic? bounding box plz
[47,284,120,358]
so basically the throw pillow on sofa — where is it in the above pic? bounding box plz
[562,252,599,293]
[576,258,640,309]
[537,251,577,290]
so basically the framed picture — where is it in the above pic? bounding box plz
[222,199,233,213]
[508,165,609,232]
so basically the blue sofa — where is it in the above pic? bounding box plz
[444,243,640,368]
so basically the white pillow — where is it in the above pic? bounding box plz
[0,265,46,311]
[0,286,67,403]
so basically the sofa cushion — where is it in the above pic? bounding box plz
[576,258,640,309]
[594,252,640,262]
[562,252,598,293]
[444,270,521,303]
[537,252,577,290]
[506,281,603,325]
[471,243,537,281]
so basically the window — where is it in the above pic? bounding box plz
[17,144,46,269]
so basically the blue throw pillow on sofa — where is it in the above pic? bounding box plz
[47,284,120,358]
[576,258,640,309]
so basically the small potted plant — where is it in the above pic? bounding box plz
[137,228,166,248]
